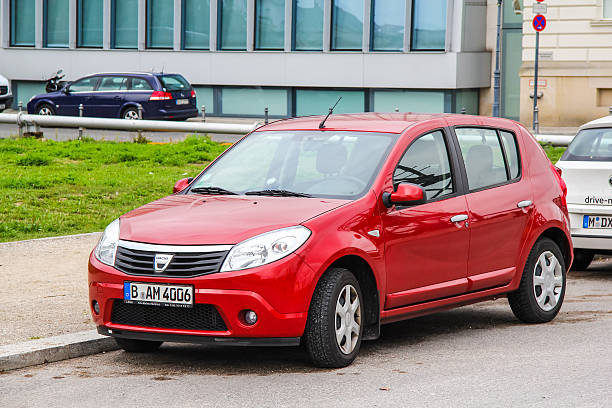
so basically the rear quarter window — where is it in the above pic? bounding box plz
[158,75,190,91]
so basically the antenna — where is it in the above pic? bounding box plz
[319,97,342,129]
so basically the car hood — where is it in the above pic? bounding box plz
[119,194,349,245]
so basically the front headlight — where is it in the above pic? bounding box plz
[221,226,311,272]
[94,219,120,266]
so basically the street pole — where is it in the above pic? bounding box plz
[492,0,503,118]
[533,31,540,134]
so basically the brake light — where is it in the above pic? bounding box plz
[551,164,567,209]
[149,91,172,101]
[190,89,196,98]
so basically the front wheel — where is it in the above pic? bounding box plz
[304,268,363,368]
[508,238,566,323]
[115,337,162,353]
[36,104,55,115]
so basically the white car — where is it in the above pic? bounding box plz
[0,73,12,112]
[556,116,612,270]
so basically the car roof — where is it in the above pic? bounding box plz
[88,72,182,77]
[259,113,518,134]
[579,115,612,130]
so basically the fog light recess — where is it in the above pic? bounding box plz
[92,300,100,315]
[243,310,258,325]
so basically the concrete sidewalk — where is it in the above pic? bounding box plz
[0,233,102,346]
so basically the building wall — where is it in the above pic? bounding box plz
[0,0,491,117]
[520,0,612,127]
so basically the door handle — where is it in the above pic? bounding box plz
[450,214,468,223]
[517,200,533,208]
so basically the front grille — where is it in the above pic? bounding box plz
[0,86,7,95]
[115,246,228,278]
[111,300,227,331]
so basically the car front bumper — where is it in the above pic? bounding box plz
[0,95,13,110]
[88,251,315,343]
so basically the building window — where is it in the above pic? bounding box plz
[331,0,364,50]
[183,0,210,49]
[112,0,138,48]
[296,89,365,116]
[455,89,479,115]
[12,81,46,108]
[255,0,285,50]
[10,0,35,46]
[147,0,174,48]
[373,90,445,113]
[605,0,612,19]
[219,0,247,50]
[77,0,103,48]
[221,88,288,116]
[293,0,323,51]
[192,86,215,113]
[44,0,70,47]
[411,0,446,51]
[371,0,405,51]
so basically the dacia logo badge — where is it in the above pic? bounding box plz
[609,175,612,187]
[154,254,174,273]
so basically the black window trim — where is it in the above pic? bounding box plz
[390,126,467,209]
[449,125,523,194]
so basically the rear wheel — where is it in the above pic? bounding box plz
[508,238,566,323]
[122,107,140,120]
[36,104,55,115]
[304,268,363,368]
[115,337,162,353]
[571,249,594,271]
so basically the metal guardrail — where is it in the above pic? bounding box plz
[534,134,574,146]
[0,112,259,137]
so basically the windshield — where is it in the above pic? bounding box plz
[561,128,612,161]
[158,74,191,91]
[188,131,398,199]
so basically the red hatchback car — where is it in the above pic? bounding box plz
[89,113,572,367]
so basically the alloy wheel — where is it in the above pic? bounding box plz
[532,251,563,312]
[38,106,53,115]
[124,110,139,120]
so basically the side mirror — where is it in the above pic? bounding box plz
[382,183,426,208]
[63,87,70,94]
[173,177,193,193]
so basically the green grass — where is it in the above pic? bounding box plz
[541,144,566,163]
[0,136,229,242]
[0,137,567,242]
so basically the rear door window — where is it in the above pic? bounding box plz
[455,127,515,191]
[500,131,520,179]
[561,128,612,161]
[129,77,153,91]
[393,130,454,200]
[69,77,99,92]
[97,76,128,91]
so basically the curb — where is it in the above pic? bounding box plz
[0,330,119,372]
[0,231,102,246]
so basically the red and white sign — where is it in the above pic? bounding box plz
[533,14,546,32]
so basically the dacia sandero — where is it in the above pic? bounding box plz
[89,113,572,367]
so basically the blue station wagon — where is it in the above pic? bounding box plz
[27,72,198,120]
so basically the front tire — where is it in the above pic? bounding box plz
[508,238,566,323]
[571,249,594,271]
[304,268,363,368]
[36,103,55,115]
[115,337,162,353]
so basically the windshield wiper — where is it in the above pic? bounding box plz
[245,189,313,198]
[190,186,237,196]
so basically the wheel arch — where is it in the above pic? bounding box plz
[326,254,380,340]
[539,226,572,270]
[119,103,141,118]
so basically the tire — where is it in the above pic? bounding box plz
[122,107,140,120]
[508,238,566,323]
[36,103,55,116]
[304,268,364,368]
[115,337,162,353]
[571,249,594,271]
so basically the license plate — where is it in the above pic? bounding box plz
[123,282,194,308]
[0,104,5,109]
[583,215,612,229]
[176,99,188,105]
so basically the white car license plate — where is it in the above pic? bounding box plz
[176,99,189,105]
[583,215,612,229]
[0,104,5,109]
[123,282,194,308]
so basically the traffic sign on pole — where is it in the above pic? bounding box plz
[533,15,546,32]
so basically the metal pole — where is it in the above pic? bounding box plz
[201,105,206,122]
[264,107,269,125]
[533,31,540,134]
[609,106,612,116]
[137,103,143,140]
[78,103,84,140]
[492,0,502,117]
[394,107,399,112]
[18,101,23,112]
[461,107,466,114]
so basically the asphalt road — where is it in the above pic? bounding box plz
[1,259,611,408]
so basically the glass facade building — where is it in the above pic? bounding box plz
[147,0,174,48]
[44,0,70,47]
[183,0,210,49]
[331,0,363,50]
[77,0,103,48]
[255,0,285,50]
[10,0,35,46]
[112,0,139,48]
[219,0,247,50]
[293,0,324,51]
